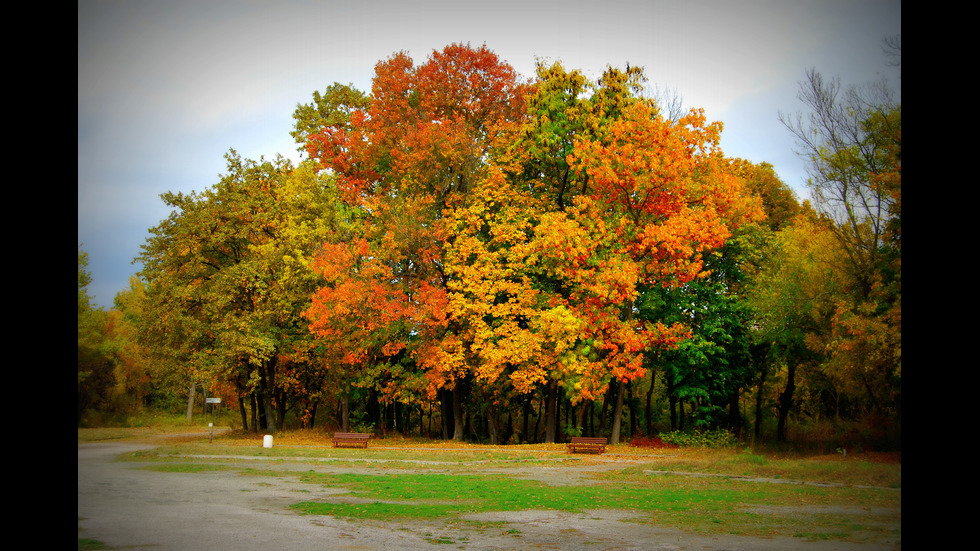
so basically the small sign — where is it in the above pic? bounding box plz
[206,397,221,404]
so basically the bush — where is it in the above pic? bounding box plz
[630,436,679,449]
[659,429,739,448]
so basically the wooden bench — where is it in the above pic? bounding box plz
[331,432,371,448]
[567,436,607,454]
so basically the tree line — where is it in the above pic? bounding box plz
[78,42,900,449]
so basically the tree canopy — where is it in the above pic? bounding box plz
[80,42,900,451]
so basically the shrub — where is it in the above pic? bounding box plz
[659,429,739,448]
[630,436,679,449]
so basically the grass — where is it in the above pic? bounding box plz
[79,427,901,546]
[281,469,898,542]
[114,431,899,489]
[632,448,902,489]
[76,538,106,551]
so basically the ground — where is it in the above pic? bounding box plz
[78,431,900,551]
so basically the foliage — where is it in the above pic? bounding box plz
[78,247,114,423]
[659,429,740,448]
[84,41,900,450]
[766,54,901,440]
[290,82,369,149]
[135,151,350,432]
[79,248,157,424]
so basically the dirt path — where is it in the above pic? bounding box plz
[78,433,900,550]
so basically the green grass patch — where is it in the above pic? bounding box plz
[623,449,901,489]
[105,429,899,544]
[284,469,899,543]
[77,538,106,551]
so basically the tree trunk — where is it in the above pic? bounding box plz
[250,393,258,432]
[533,395,542,442]
[452,385,465,441]
[777,363,797,442]
[610,379,626,444]
[367,389,381,432]
[727,391,742,436]
[645,369,656,436]
[487,402,500,445]
[599,383,613,436]
[340,384,351,432]
[262,391,276,432]
[185,383,196,422]
[503,409,514,444]
[439,388,452,439]
[754,365,767,440]
[238,395,248,431]
[275,388,286,431]
[522,396,531,443]
[259,362,276,433]
[627,381,638,437]
[588,400,595,437]
[545,379,558,443]
[575,400,587,434]
[666,378,678,430]
[256,392,266,430]
[306,399,318,429]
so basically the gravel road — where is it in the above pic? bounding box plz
[77,433,899,550]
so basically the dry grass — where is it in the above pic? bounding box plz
[82,426,899,490]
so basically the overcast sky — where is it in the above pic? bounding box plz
[78,0,901,309]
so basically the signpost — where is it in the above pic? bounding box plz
[206,397,221,443]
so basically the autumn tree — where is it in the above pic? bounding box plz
[512,61,592,209]
[253,158,358,428]
[490,64,647,442]
[643,232,764,434]
[432,62,657,443]
[113,44,900,447]
[439,167,582,442]
[486,61,765,443]
[305,237,421,430]
[646,159,801,435]
[561,102,763,442]
[304,44,528,439]
[78,248,155,423]
[730,160,801,231]
[778,48,901,435]
[301,53,764,444]
[748,209,846,441]
[78,247,114,424]
[138,151,320,432]
[106,277,154,413]
[290,82,370,151]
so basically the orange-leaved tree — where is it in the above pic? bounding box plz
[304,44,527,437]
[551,101,764,442]
[305,238,430,430]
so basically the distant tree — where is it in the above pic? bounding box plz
[747,211,842,441]
[779,52,901,427]
[78,247,112,424]
[138,151,300,432]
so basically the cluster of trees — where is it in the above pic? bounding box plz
[78,42,900,448]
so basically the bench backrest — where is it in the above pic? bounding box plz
[334,432,371,438]
[570,437,607,444]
